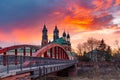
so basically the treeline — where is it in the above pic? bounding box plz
[76,37,120,62]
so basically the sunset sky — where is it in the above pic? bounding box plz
[0,0,120,50]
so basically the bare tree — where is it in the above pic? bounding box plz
[87,37,100,51]
[112,40,120,62]
[77,37,100,55]
[115,40,120,53]
[77,43,82,56]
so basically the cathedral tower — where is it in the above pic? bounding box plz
[41,24,48,46]
[53,25,59,41]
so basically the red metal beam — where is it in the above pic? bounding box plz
[30,48,32,57]
[56,47,58,59]
[44,51,48,57]
[61,50,63,59]
[50,48,53,58]
[23,47,26,61]
[15,49,18,65]
[3,52,7,66]
[63,52,65,59]
[60,48,62,59]
[54,47,56,59]
[30,43,69,60]
[0,45,39,54]
[58,48,60,59]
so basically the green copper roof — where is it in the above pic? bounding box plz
[51,37,71,46]
[56,37,68,45]
[56,37,63,45]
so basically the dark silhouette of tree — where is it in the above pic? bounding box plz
[115,40,120,54]
[113,53,120,62]
[77,37,100,55]
[113,40,120,62]
[78,54,90,62]
[105,46,112,61]
[106,46,112,54]
[77,43,82,56]
[85,38,100,52]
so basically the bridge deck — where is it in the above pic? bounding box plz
[0,55,77,78]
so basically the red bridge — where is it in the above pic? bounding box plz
[0,25,77,80]
[0,43,77,80]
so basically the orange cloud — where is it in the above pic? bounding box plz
[115,0,120,6]
[59,0,114,32]
[93,0,113,10]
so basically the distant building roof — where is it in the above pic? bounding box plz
[54,37,70,45]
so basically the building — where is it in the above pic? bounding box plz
[41,25,71,52]
[85,39,111,62]
[41,24,48,46]
[53,31,71,51]
[41,25,77,60]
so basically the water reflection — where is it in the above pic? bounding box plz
[35,66,120,80]
[35,76,71,80]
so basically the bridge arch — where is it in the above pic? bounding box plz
[0,44,39,54]
[0,45,39,65]
[0,44,69,66]
[34,43,69,60]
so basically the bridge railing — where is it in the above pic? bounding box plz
[0,55,77,75]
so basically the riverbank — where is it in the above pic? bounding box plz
[77,66,120,80]
[35,66,120,80]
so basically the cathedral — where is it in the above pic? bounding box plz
[41,24,71,51]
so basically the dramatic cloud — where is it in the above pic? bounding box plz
[0,0,64,32]
[0,0,120,49]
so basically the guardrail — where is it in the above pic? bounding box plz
[0,55,77,78]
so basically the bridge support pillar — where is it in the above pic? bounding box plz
[57,64,77,77]
[30,71,34,80]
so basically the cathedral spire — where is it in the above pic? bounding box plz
[67,33,70,41]
[63,31,66,37]
[62,31,66,40]
[43,24,47,31]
